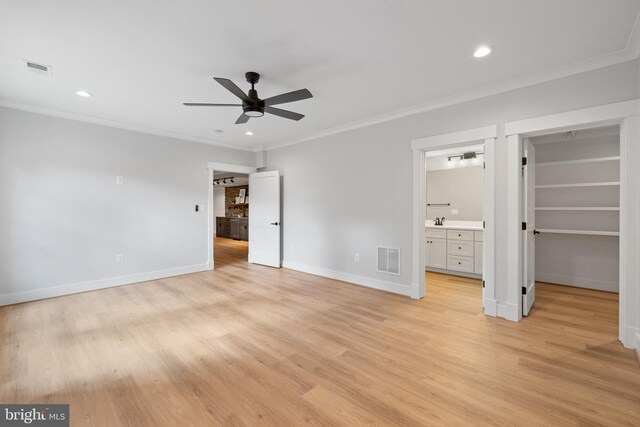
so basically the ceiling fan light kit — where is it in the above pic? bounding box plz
[183,71,313,124]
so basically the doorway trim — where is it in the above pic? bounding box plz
[207,162,257,270]
[411,125,497,313]
[504,99,640,351]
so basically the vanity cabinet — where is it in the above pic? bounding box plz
[426,227,482,276]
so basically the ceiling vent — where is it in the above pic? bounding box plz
[24,60,52,77]
[377,247,400,275]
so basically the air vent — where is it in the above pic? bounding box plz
[377,247,400,275]
[24,60,52,77]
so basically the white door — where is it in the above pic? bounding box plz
[425,240,432,267]
[248,170,281,268]
[523,140,536,316]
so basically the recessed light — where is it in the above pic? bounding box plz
[75,90,93,97]
[245,131,254,136]
[473,45,493,58]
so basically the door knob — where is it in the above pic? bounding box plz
[533,230,540,235]
[270,222,280,226]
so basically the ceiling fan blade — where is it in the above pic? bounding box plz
[214,77,250,102]
[235,113,250,124]
[264,88,313,106]
[265,106,305,121]
[183,103,241,107]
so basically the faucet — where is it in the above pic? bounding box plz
[433,217,446,226]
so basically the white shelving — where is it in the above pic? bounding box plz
[536,229,619,236]
[535,207,619,211]
[536,156,620,166]
[535,182,619,189]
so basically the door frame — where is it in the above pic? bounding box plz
[504,99,640,350]
[411,126,497,316]
[207,162,257,270]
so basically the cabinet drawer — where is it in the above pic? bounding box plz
[426,228,447,239]
[447,229,474,241]
[447,255,475,273]
[447,240,474,257]
[474,231,483,242]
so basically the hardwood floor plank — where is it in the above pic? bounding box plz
[0,237,638,426]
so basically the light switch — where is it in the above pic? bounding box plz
[116,176,124,185]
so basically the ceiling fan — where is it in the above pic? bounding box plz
[183,72,313,124]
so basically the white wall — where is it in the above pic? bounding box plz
[214,187,226,221]
[426,166,483,221]
[0,107,253,305]
[265,59,639,302]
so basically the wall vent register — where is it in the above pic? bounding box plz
[377,247,400,275]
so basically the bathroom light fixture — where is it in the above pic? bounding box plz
[75,90,93,97]
[473,45,493,58]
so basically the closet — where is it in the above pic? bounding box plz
[531,126,619,292]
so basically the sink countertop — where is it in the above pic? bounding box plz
[425,220,483,231]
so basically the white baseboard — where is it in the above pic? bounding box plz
[483,298,497,317]
[0,263,209,306]
[504,302,520,322]
[536,273,618,292]
[636,333,640,360]
[425,267,482,280]
[283,260,415,297]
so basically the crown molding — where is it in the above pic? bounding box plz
[266,45,640,152]
[0,99,256,152]
[626,9,640,58]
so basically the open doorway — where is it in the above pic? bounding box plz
[213,172,250,268]
[521,125,620,322]
[425,144,485,308]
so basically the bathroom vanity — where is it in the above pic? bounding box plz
[425,220,483,277]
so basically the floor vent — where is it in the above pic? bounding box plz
[25,60,52,77]
[377,247,400,275]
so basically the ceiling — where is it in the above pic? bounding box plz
[1,1,639,151]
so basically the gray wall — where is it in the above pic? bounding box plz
[426,167,484,221]
[265,59,639,304]
[0,107,253,303]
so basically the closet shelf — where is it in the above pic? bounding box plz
[535,156,620,166]
[535,207,619,211]
[535,181,620,189]
[536,229,619,236]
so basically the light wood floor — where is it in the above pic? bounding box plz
[1,238,638,426]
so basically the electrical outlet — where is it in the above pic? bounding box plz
[116,176,124,185]
[451,209,459,215]
[354,252,360,262]
[116,254,124,263]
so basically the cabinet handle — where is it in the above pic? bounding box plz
[458,246,461,249]
[458,262,461,265]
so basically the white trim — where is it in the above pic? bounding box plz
[283,260,415,297]
[266,49,638,152]
[506,134,523,322]
[411,126,497,151]
[625,9,640,58]
[207,162,258,270]
[504,101,640,348]
[536,274,618,293]
[505,100,640,136]
[412,127,497,314]
[0,264,208,306]
[412,149,426,299]
[0,99,257,152]
[483,137,496,317]
[207,162,257,174]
